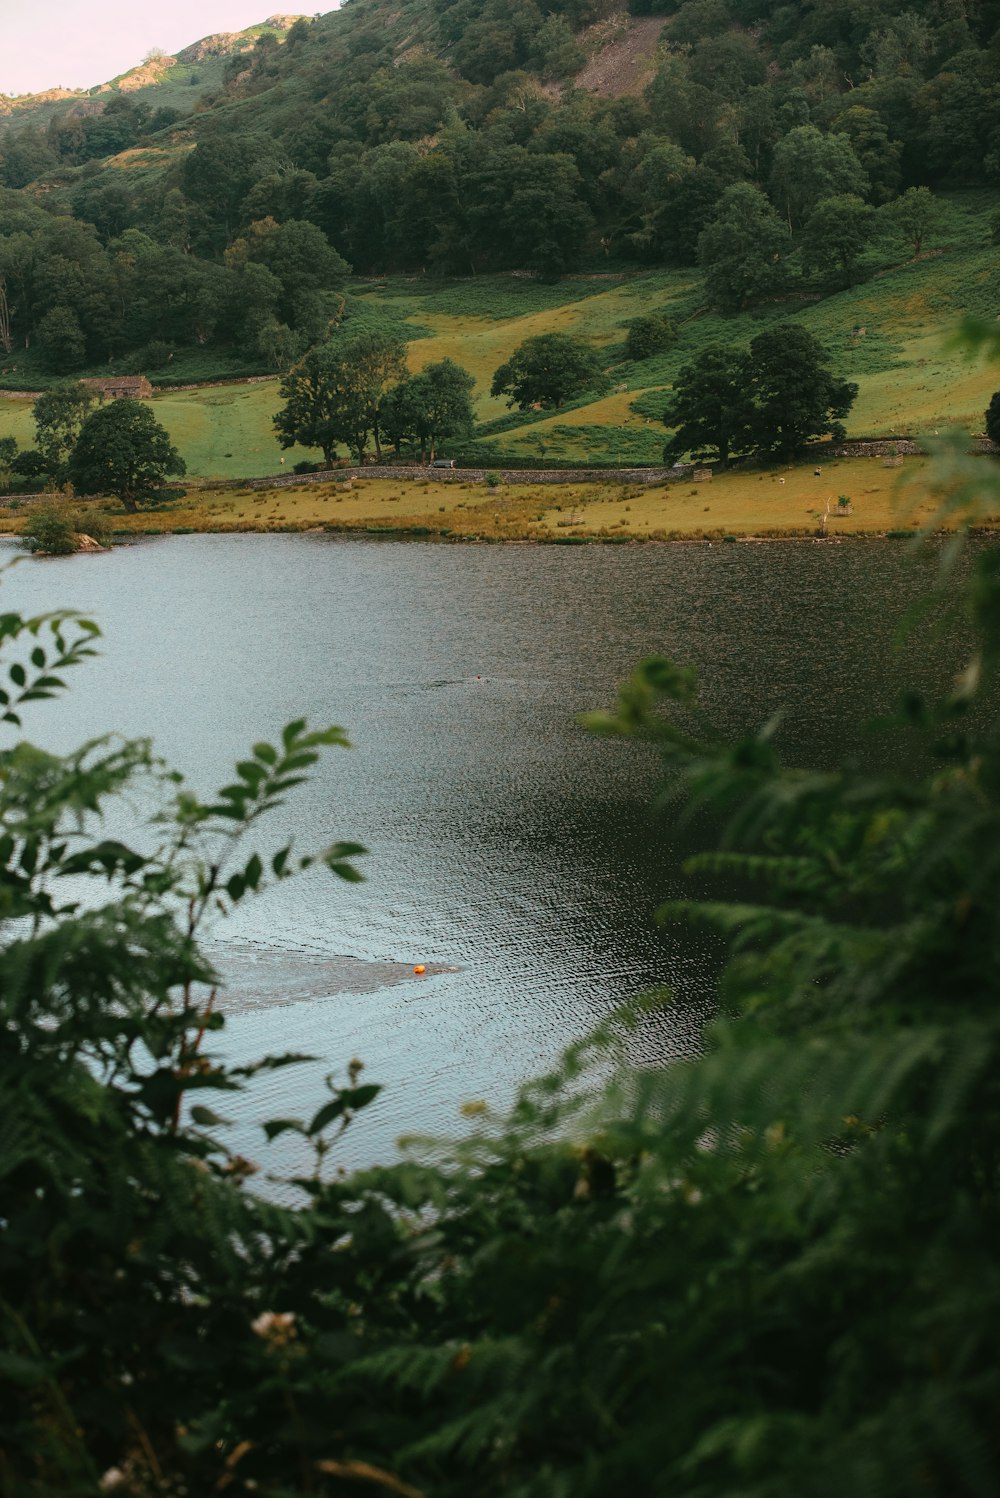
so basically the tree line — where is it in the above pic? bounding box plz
[274,332,478,465]
[0,322,884,483]
[0,205,348,375]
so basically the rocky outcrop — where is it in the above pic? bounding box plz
[0,87,82,117]
[177,34,253,63]
[177,16,305,63]
[117,57,177,93]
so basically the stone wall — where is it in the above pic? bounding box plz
[832,437,998,457]
[218,464,686,491]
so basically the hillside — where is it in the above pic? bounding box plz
[0,16,306,136]
[1,0,998,475]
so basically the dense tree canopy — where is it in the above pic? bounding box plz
[490,332,607,410]
[662,343,753,467]
[697,184,791,312]
[68,399,186,510]
[384,357,477,460]
[800,193,875,287]
[746,323,858,458]
[0,0,993,375]
[663,325,857,462]
[987,390,1000,446]
[273,330,411,463]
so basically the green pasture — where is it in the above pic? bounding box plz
[144,383,322,479]
[354,194,997,462]
[0,382,321,483]
[0,401,34,452]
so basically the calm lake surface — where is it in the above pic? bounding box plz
[2,533,974,1173]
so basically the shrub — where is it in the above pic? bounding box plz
[19,504,77,554]
[624,313,676,361]
[986,391,1000,446]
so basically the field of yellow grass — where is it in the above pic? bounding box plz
[3,455,984,546]
[402,274,694,421]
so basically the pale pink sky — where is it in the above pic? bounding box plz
[2,2,328,96]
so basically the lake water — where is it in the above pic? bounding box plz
[1,533,974,1176]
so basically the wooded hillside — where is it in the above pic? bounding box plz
[1,1,998,380]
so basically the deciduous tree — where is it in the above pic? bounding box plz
[770,125,868,228]
[37,305,87,374]
[661,344,754,467]
[68,399,185,511]
[624,313,676,362]
[884,185,941,257]
[274,341,368,465]
[986,390,1000,446]
[697,183,790,312]
[274,330,408,465]
[746,323,858,459]
[348,329,409,461]
[32,381,98,480]
[800,194,875,287]
[663,325,857,462]
[406,357,477,461]
[491,333,606,410]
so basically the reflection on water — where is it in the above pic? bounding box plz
[1,533,974,1172]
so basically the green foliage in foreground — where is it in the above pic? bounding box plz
[3,432,1000,1493]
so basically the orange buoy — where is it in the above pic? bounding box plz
[414,964,426,975]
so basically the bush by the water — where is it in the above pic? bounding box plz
[18,504,78,554]
[2,403,1000,1493]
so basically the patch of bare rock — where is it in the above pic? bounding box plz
[575,14,668,98]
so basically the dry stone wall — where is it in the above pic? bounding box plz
[222,464,685,491]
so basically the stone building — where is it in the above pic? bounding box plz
[82,375,153,401]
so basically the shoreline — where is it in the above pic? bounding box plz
[4,525,978,552]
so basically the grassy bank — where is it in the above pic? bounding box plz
[4,455,990,546]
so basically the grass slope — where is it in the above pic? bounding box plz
[0,383,320,481]
[361,193,997,465]
[0,20,299,139]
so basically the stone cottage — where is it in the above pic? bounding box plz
[82,375,153,401]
